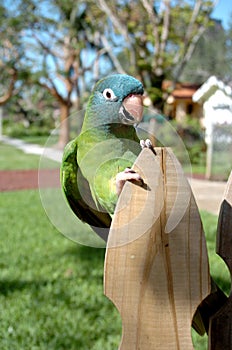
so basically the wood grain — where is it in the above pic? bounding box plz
[104,148,211,349]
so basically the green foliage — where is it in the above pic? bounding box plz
[181,19,229,83]
[3,121,52,139]
[146,87,164,105]
[200,211,230,295]
[3,83,56,138]
[142,115,206,169]
[1,0,218,106]
[208,123,232,180]
[1,0,231,149]
[173,117,206,166]
[5,84,56,125]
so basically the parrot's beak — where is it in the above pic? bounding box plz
[119,94,143,124]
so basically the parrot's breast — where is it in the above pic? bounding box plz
[77,129,141,215]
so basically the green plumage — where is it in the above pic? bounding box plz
[61,74,144,236]
[61,74,221,336]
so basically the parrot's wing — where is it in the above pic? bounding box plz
[61,139,111,240]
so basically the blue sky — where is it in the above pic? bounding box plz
[212,0,232,29]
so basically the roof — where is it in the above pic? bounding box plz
[172,85,199,99]
[162,80,201,99]
[193,76,232,103]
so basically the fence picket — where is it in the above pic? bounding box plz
[104,148,211,349]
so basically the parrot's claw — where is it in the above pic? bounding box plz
[140,139,157,155]
[116,168,144,196]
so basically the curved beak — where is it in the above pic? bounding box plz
[119,94,143,124]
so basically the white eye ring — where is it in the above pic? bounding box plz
[103,88,117,101]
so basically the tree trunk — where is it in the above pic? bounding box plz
[57,102,70,149]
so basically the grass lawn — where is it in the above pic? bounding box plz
[0,143,42,170]
[0,190,230,349]
[19,134,59,147]
[0,190,121,350]
[0,143,59,170]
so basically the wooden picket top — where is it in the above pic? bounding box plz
[104,148,211,349]
[209,170,232,349]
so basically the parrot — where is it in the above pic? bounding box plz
[60,73,228,335]
[61,74,153,239]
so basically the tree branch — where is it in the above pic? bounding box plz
[160,0,171,55]
[0,68,17,106]
[37,79,66,105]
[184,0,202,44]
[32,33,64,60]
[96,1,138,70]
[97,0,131,44]
[101,35,127,75]
[140,0,160,54]
[173,25,206,82]
[172,0,214,77]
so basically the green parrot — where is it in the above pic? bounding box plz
[60,73,228,335]
[61,74,152,240]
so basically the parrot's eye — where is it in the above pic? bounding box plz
[103,88,117,101]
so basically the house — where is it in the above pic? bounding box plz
[192,76,232,179]
[192,75,232,135]
[163,81,201,122]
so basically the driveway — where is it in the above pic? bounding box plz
[189,177,227,215]
[1,135,229,215]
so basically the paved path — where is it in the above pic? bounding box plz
[0,136,62,191]
[1,135,63,162]
[1,136,228,215]
[189,177,226,216]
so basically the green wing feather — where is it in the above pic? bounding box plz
[61,139,112,239]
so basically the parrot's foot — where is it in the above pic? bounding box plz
[116,168,144,196]
[140,139,157,155]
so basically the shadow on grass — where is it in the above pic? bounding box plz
[64,244,106,262]
[0,277,74,302]
[0,278,47,296]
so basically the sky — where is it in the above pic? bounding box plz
[212,0,232,29]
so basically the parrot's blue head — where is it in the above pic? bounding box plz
[85,74,144,128]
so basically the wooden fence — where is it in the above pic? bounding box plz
[104,148,232,349]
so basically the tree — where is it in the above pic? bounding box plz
[14,1,82,147]
[224,13,232,84]
[0,2,21,105]
[5,84,57,128]
[181,19,230,83]
[1,0,219,144]
[10,0,107,148]
[90,0,215,107]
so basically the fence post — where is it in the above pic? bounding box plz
[104,148,211,349]
[208,171,232,349]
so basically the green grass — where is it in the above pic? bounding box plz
[0,143,59,170]
[0,143,42,170]
[0,189,230,349]
[211,151,232,180]
[192,211,230,349]
[0,190,121,349]
[0,142,230,349]
[19,134,58,146]
[191,163,206,176]
[201,211,230,294]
